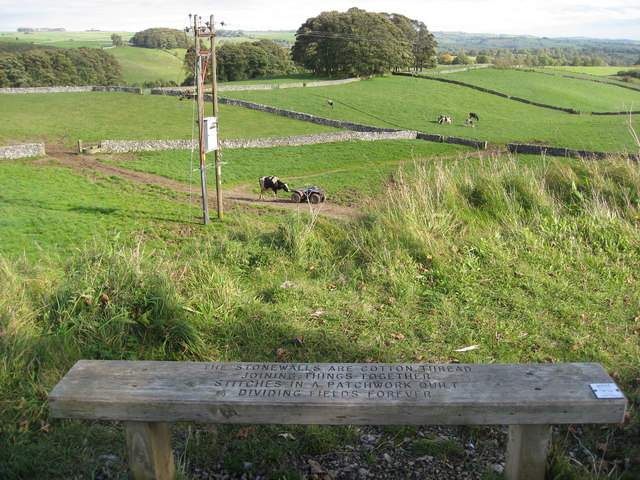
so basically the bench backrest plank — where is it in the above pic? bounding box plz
[49,360,626,425]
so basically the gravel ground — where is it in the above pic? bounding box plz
[92,422,636,479]
[184,425,507,480]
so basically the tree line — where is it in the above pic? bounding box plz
[0,45,123,88]
[441,47,639,67]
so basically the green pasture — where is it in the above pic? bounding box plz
[0,93,342,146]
[433,68,640,113]
[218,31,296,45]
[110,140,471,192]
[109,47,187,85]
[528,67,640,88]
[425,64,483,72]
[542,66,640,76]
[0,159,204,259]
[220,75,640,153]
[0,140,470,259]
[0,31,134,48]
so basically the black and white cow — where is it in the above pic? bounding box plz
[438,115,452,124]
[327,99,334,108]
[469,112,479,121]
[259,176,290,200]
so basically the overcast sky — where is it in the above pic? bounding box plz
[2,0,639,40]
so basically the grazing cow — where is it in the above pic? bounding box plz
[259,176,290,200]
[438,115,452,124]
[327,99,334,108]
[469,112,479,121]
[465,118,475,127]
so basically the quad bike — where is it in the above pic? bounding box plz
[290,186,327,204]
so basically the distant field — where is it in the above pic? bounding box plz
[219,75,640,153]
[542,66,640,76]
[424,64,482,72]
[442,68,640,112]
[0,30,294,49]
[0,93,342,145]
[218,30,295,45]
[109,47,187,85]
[0,30,134,48]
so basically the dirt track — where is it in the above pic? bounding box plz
[40,142,502,222]
[41,142,362,221]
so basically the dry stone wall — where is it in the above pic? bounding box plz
[0,143,45,159]
[151,77,367,96]
[99,140,196,153]
[0,86,142,94]
[99,131,421,153]
[509,143,639,161]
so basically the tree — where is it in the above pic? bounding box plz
[386,14,437,71]
[292,8,418,76]
[253,39,297,76]
[0,56,31,87]
[475,54,490,64]
[438,53,453,65]
[131,28,190,49]
[111,34,123,47]
[452,54,471,65]
[182,39,296,83]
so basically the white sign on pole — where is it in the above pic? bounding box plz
[204,117,218,152]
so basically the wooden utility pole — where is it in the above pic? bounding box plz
[210,15,223,220]
[186,14,223,224]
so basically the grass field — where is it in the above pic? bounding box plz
[110,140,471,190]
[542,66,640,76]
[0,92,343,146]
[0,30,134,48]
[0,159,202,259]
[109,47,187,85]
[218,30,296,45]
[442,68,640,112]
[219,75,640,153]
[1,66,639,479]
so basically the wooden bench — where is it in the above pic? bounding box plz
[49,360,626,480]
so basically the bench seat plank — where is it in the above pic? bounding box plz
[49,360,625,426]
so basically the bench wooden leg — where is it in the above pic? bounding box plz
[123,421,176,480]
[505,424,551,480]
